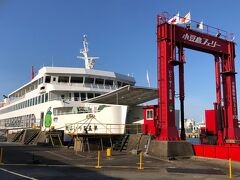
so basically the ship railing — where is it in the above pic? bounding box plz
[48,97,87,102]
[64,123,142,135]
[0,126,39,131]
[54,109,101,116]
[55,82,117,91]
[8,95,26,104]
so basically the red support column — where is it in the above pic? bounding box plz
[215,55,224,145]
[156,24,179,141]
[221,42,240,141]
[215,55,221,104]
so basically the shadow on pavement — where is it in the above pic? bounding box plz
[0,143,122,180]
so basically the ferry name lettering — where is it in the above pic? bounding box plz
[182,33,221,48]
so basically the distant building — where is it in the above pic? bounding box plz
[193,122,206,133]
[180,118,195,133]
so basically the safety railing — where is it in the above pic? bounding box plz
[157,12,234,42]
[65,123,142,135]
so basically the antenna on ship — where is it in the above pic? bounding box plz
[31,66,35,80]
[77,34,99,69]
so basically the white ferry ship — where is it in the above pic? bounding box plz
[0,35,157,136]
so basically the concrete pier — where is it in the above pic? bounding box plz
[148,140,194,158]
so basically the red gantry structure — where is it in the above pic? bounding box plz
[143,12,240,159]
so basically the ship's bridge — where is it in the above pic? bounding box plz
[83,85,158,106]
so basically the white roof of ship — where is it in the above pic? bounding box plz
[39,67,135,81]
[83,85,158,106]
[8,66,135,97]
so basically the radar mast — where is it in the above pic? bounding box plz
[77,34,99,69]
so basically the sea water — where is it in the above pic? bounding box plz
[186,138,200,144]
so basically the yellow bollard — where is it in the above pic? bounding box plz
[138,151,143,170]
[229,158,232,179]
[95,150,101,169]
[106,148,111,158]
[0,148,3,164]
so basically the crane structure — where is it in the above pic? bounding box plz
[143,13,240,147]
[155,14,240,144]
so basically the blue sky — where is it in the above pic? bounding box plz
[0,0,240,122]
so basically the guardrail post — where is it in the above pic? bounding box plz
[138,151,143,170]
[229,158,232,179]
[96,150,101,169]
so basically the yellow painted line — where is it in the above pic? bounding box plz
[0,167,38,180]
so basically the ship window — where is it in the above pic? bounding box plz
[45,76,51,83]
[95,93,101,97]
[53,77,56,82]
[146,109,153,120]
[58,76,69,83]
[122,82,129,86]
[70,76,83,83]
[95,78,104,85]
[81,93,86,101]
[74,93,79,101]
[27,100,30,107]
[41,94,44,103]
[30,99,32,106]
[87,93,94,99]
[85,77,94,84]
[45,93,48,102]
[35,97,38,105]
[38,77,43,84]
[105,80,113,86]
[117,81,122,87]
[38,96,41,104]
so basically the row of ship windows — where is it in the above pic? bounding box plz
[44,75,131,87]
[11,76,132,99]
[66,92,101,101]
[0,93,49,114]
[2,92,101,114]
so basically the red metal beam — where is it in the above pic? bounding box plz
[156,21,240,142]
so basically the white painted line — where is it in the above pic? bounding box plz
[0,167,38,180]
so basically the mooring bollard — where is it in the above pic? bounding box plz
[106,148,111,159]
[0,148,3,164]
[229,158,232,179]
[96,150,101,169]
[138,151,143,170]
